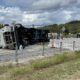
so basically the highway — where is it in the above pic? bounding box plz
[0,43,69,64]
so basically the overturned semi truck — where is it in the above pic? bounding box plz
[0,24,49,49]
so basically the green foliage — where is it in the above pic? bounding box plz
[40,24,60,33]
[12,65,33,76]
[41,20,80,34]
[31,54,67,69]
[0,64,13,74]
[31,52,80,69]
[75,50,80,58]
[0,24,4,29]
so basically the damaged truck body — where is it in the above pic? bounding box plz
[0,24,49,49]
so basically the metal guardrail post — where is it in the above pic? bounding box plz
[15,46,18,65]
[13,26,19,66]
[60,41,62,52]
[73,41,75,51]
[42,42,45,56]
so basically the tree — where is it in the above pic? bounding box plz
[0,24,4,29]
[40,20,80,34]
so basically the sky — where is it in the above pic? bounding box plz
[0,0,80,25]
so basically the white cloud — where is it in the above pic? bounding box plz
[32,0,77,11]
[0,6,40,25]
[63,10,73,21]
[0,0,78,12]
[0,0,80,25]
[0,16,4,21]
[22,13,39,23]
[0,7,22,23]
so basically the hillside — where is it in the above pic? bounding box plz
[41,20,80,34]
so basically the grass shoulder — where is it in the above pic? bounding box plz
[0,51,80,80]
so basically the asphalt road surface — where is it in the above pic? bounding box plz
[0,43,69,64]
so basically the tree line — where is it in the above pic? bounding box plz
[40,20,80,34]
[0,24,4,29]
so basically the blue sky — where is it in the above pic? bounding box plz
[0,0,80,25]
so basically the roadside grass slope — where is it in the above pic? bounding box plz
[0,51,80,80]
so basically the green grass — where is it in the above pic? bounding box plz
[26,59,80,80]
[4,57,80,80]
[0,64,14,74]
[0,51,80,80]
[31,51,80,69]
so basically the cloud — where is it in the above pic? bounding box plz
[32,0,74,11]
[0,6,23,23]
[0,0,35,11]
[0,6,80,25]
[0,0,78,12]
[0,0,80,25]
[22,13,39,24]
